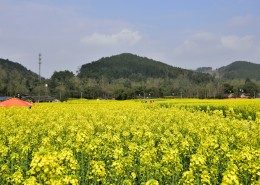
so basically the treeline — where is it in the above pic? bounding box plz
[0,54,260,100]
[46,71,260,100]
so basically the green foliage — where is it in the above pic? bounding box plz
[243,78,258,96]
[223,83,234,93]
[49,71,82,100]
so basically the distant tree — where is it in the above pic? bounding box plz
[223,83,234,94]
[114,88,134,100]
[49,70,76,100]
[243,78,258,97]
[0,67,7,95]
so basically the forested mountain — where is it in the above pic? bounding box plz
[0,58,40,96]
[76,53,215,99]
[217,61,260,80]
[78,53,213,84]
[0,54,259,100]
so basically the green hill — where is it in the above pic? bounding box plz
[0,58,39,78]
[0,58,39,96]
[217,61,260,80]
[78,53,212,83]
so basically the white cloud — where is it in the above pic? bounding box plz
[171,31,260,69]
[220,35,254,50]
[174,31,220,55]
[228,15,251,28]
[174,32,256,55]
[81,29,142,47]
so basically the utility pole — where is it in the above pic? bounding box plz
[37,53,42,103]
[39,53,42,82]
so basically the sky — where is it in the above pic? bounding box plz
[0,0,260,78]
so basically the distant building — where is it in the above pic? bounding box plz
[0,97,11,102]
[16,94,59,103]
[30,96,60,102]
[240,93,250,98]
[228,93,237,98]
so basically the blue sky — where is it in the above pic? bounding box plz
[0,0,260,77]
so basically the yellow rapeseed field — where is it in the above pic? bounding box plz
[0,99,259,185]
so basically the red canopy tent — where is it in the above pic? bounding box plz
[0,98,34,107]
